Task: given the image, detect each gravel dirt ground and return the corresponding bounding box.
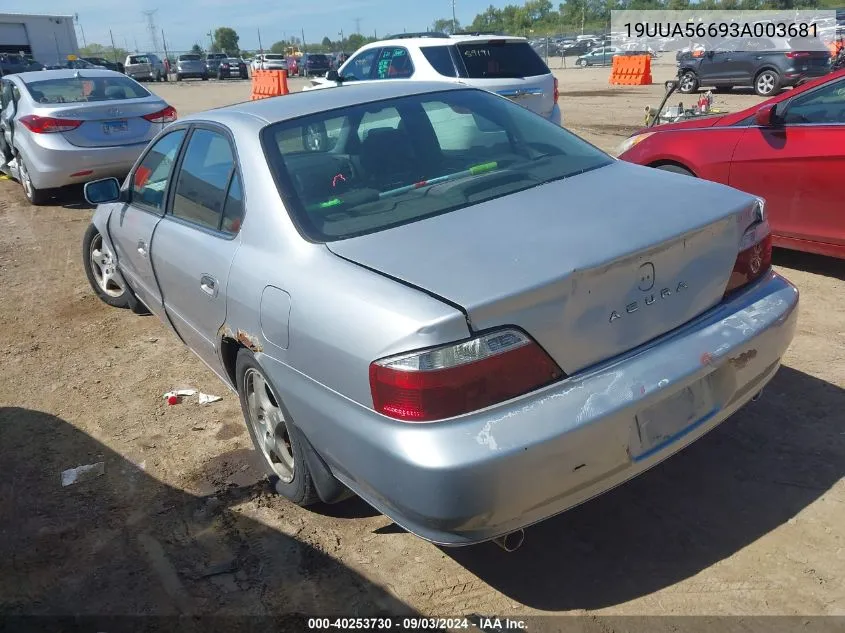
[0,60,843,625]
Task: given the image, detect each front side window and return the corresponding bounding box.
[131,129,187,212]
[375,47,413,79]
[782,79,845,124]
[262,89,611,241]
[171,128,237,231]
[342,48,379,81]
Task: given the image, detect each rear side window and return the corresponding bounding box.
[456,41,550,78]
[23,76,150,103]
[421,46,457,77]
[172,129,237,231]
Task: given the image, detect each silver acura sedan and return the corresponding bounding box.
[0,69,175,205]
[81,81,798,549]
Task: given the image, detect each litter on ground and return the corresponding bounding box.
[61,462,105,487]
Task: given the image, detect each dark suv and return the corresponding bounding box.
[300,53,331,77]
[678,37,830,97]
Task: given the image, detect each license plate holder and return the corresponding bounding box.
[631,376,717,461]
[103,120,128,135]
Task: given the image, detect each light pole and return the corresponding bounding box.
[339,29,344,53]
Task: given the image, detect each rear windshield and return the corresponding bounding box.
[456,41,550,78]
[179,54,201,61]
[261,89,611,242]
[265,54,284,60]
[23,76,150,104]
[307,54,329,63]
[128,56,149,64]
[208,54,226,59]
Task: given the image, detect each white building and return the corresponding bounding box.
[0,13,78,65]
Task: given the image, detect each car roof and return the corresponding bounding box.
[181,81,474,125]
[360,34,526,49]
[14,68,128,82]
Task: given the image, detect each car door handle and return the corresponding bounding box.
[137,239,147,256]
[200,275,218,297]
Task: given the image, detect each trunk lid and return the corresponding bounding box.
[326,161,758,374]
[44,101,161,147]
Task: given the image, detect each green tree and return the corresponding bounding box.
[190,43,203,55]
[213,27,240,55]
[321,36,333,47]
[345,33,367,52]
[432,18,462,33]
[269,40,289,54]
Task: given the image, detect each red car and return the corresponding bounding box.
[618,69,845,260]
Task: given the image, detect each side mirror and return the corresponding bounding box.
[754,103,779,127]
[84,177,121,205]
[326,69,340,82]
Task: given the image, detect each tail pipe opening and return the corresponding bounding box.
[492,529,525,552]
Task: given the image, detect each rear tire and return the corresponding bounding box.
[754,70,780,97]
[678,71,699,94]
[17,154,51,205]
[655,164,695,177]
[236,349,322,506]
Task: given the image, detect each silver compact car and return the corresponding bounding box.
[81,82,798,548]
[0,69,176,205]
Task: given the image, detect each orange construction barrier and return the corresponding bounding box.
[609,55,652,86]
[250,70,290,100]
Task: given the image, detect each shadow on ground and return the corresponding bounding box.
[774,247,845,281]
[448,365,844,610]
[0,407,413,621]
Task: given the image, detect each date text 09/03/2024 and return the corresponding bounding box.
[307,617,528,630]
[624,21,818,39]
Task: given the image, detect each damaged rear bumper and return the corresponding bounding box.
[271,270,799,546]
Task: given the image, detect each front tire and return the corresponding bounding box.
[678,71,699,94]
[576,59,587,67]
[235,349,321,506]
[754,70,780,97]
[17,154,51,205]
[82,224,129,308]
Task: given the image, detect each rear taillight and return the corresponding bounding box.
[553,76,559,102]
[143,106,177,123]
[724,216,773,296]
[785,51,811,59]
[18,114,82,134]
[369,329,563,422]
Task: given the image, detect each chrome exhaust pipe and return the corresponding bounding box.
[492,529,524,552]
[751,388,764,402]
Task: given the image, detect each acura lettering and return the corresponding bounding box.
[609,282,689,323]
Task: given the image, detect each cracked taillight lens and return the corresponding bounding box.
[725,214,772,297]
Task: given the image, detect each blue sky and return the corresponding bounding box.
[7,0,492,52]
